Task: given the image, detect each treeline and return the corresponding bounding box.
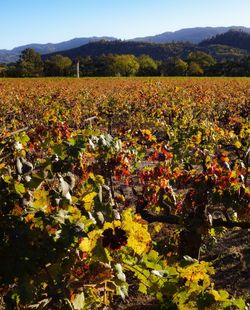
[0,49,73,77]
[0,48,250,77]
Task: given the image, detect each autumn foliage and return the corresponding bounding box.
[0,77,249,309]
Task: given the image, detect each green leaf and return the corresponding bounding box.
[231,298,245,310]
[14,182,26,194]
[27,174,43,189]
[92,240,111,263]
[72,292,85,310]
[138,283,147,294]
[16,133,30,144]
[52,144,66,158]
[218,289,229,301]
[147,250,160,262]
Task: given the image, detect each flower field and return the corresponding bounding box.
[0,77,249,309]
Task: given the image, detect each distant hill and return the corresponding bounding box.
[10,37,116,54]
[200,30,250,52]
[43,40,195,61]
[0,50,19,64]
[43,40,248,62]
[131,26,250,44]
[0,37,116,63]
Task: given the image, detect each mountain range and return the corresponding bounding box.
[131,26,250,44]
[1,26,250,63]
[42,38,249,63]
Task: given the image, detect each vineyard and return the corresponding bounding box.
[0,77,249,309]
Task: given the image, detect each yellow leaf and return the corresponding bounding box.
[179,261,214,287]
[210,289,221,301]
[234,141,241,149]
[89,173,104,185]
[32,189,49,211]
[79,229,102,253]
[0,163,6,169]
[103,220,121,230]
[79,238,91,253]
[153,223,163,233]
[82,192,97,211]
[122,208,151,255]
[25,213,35,222]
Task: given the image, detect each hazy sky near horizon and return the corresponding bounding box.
[1,0,250,49]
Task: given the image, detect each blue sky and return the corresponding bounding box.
[1,0,250,49]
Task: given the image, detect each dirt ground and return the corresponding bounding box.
[203,229,250,302]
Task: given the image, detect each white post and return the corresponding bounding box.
[76,61,80,78]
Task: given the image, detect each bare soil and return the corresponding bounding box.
[202,229,250,302]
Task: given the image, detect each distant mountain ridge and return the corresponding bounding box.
[132,26,250,44]
[10,37,116,54]
[1,26,250,63]
[0,37,116,63]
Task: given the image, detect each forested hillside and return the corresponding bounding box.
[200,30,250,52]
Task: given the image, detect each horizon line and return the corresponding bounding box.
[1,25,249,50]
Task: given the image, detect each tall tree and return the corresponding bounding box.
[17,48,44,77]
[188,62,204,76]
[93,54,115,76]
[137,55,158,76]
[0,65,7,77]
[187,51,215,69]
[78,56,95,76]
[111,55,139,76]
[44,55,72,76]
[174,58,188,76]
